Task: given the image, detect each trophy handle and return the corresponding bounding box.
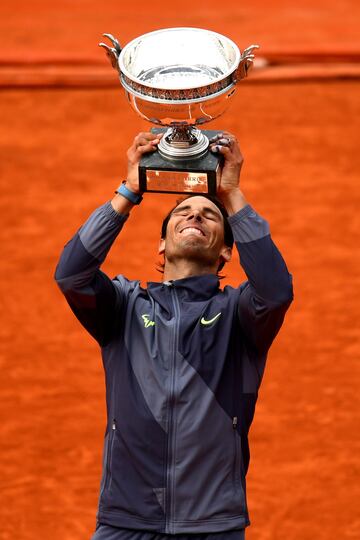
[99,33,122,71]
[232,44,260,83]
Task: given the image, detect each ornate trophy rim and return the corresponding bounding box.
[118,27,241,101]
[120,74,235,105]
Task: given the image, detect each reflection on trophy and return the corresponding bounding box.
[99,28,259,194]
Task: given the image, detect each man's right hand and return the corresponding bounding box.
[126,132,162,193]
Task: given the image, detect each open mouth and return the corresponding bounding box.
[180,226,205,237]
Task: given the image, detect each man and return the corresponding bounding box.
[55,131,293,540]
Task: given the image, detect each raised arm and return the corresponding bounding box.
[54,132,161,345]
[212,133,293,352]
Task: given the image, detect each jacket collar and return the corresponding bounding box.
[148,273,220,302]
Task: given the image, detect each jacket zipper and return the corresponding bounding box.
[165,284,180,534]
[233,415,246,513]
[104,418,116,491]
[232,416,240,487]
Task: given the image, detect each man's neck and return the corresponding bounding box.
[163,260,218,282]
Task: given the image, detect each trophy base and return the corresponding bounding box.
[139,129,224,195]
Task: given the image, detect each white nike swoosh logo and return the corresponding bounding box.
[200,312,221,325]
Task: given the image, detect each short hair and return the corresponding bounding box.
[159,194,234,273]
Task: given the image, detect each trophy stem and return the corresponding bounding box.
[158,125,209,161]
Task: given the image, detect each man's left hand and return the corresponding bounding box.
[209,132,244,195]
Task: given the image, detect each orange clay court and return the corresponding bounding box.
[0,1,359,539]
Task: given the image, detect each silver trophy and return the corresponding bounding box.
[99,27,259,194]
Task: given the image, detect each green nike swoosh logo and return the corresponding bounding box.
[200,312,221,326]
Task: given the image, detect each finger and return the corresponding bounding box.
[215,136,242,158]
[210,137,234,152]
[135,140,160,156]
[209,133,224,143]
[130,135,155,152]
[209,131,236,142]
[133,135,163,153]
[127,139,159,162]
[212,143,243,163]
[217,137,232,147]
[131,135,160,152]
[209,144,232,157]
[136,137,154,149]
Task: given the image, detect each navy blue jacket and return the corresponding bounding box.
[55,201,293,534]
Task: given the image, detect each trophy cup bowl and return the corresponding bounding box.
[99,28,259,194]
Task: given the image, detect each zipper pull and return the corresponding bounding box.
[232,416,238,429]
[112,419,116,430]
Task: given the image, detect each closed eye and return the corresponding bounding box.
[203,213,218,221]
[171,206,222,221]
[175,212,217,221]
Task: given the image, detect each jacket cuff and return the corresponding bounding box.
[227,204,253,226]
[101,201,129,225]
[227,205,270,243]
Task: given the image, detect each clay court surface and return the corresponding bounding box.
[1,2,359,539]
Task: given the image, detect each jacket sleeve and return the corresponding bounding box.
[228,204,293,353]
[54,201,129,346]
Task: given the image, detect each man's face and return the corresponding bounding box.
[159,196,232,269]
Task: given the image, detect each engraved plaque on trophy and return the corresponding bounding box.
[99,28,259,194]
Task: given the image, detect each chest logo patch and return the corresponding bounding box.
[142,314,155,328]
[200,312,221,326]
